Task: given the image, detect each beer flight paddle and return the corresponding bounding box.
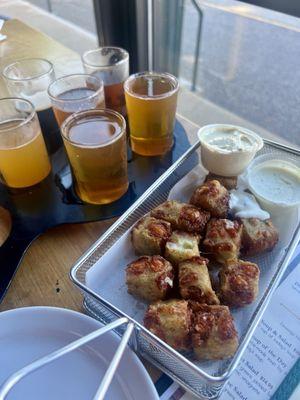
[0,119,197,302]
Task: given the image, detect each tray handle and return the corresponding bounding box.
[0,317,134,400]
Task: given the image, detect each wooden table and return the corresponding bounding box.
[0,19,91,312]
[0,20,199,315]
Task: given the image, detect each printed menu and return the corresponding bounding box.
[222,247,300,400]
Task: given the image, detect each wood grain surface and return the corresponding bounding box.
[0,20,200,385]
[0,20,199,316]
[0,19,84,96]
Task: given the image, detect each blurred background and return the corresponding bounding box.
[1,0,300,147]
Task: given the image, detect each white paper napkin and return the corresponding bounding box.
[0,19,7,42]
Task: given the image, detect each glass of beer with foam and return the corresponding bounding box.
[82,47,129,116]
[48,74,105,126]
[2,58,59,153]
[0,98,51,188]
[124,72,179,156]
[61,109,128,204]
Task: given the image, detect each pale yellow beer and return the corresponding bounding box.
[61,109,128,204]
[124,72,179,156]
[0,98,51,188]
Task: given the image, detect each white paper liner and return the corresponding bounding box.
[86,163,295,375]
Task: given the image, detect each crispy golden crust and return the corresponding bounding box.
[241,218,279,256]
[190,180,229,218]
[190,303,238,360]
[151,200,210,233]
[126,256,174,301]
[132,216,172,255]
[165,231,200,265]
[219,259,260,307]
[203,218,242,265]
[179,257,220,304]
[205,173,237,190]
[144,299,192,351]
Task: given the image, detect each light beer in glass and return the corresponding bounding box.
[124,72,179,156]
[61,109,128,204]
[0,98,51,188]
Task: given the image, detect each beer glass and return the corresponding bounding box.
[124,71,179,156]
[2,58,59,153]
[48,74,105,126]
[0,98,51,188]
[61,109,128,204]
[82,47,129,116]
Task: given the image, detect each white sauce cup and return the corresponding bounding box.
[247,153,300,247]
[198,124,264,177]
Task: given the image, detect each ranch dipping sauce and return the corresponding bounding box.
[206,128,254,153]
[198,124,263,177]
[247,154,300,247]
[229,190,270,220]
[249,159,300,207]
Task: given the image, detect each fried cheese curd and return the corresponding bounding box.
[144,299,191,351]
[165,231,200,265]
[219,259,260,307]
[190,302,238,360]
[126,255,174,301]
[241,218,279,256]
[132,216,172,255]
[203,218,242,264]
[205,173,237,191]
[190,180,229,218]
[178,257,219,304]
[151,200,210,234]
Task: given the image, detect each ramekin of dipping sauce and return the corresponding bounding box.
[247,153,300,246]
[248,153,300,211]
[198,124,264,176]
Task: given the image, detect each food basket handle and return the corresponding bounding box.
[0,317,134,400]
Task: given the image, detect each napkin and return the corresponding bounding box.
[0,19,7,42]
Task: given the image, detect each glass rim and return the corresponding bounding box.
[2,58,54,82]
[0,97,36,133]
[47,73,104,104]
[61,108,126,148]
[82,46,129,70]
[124,71,179,99]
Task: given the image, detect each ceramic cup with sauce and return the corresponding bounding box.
[247,153,300,246]
[198,124,264,177]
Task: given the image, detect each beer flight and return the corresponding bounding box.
[0,47,179,205]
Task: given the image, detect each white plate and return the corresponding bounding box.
[0,307,159,400]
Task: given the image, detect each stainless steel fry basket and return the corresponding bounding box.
[71,138,300,399]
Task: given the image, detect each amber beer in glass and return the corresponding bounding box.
[0,98,51,188]
[82,47,129,116]
[48,74,105,126]
[61,109,128,204]
[124,72,179,156]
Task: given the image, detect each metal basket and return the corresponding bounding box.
[71,138,300,399]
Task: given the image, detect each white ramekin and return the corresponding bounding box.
[198,124,264,177]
